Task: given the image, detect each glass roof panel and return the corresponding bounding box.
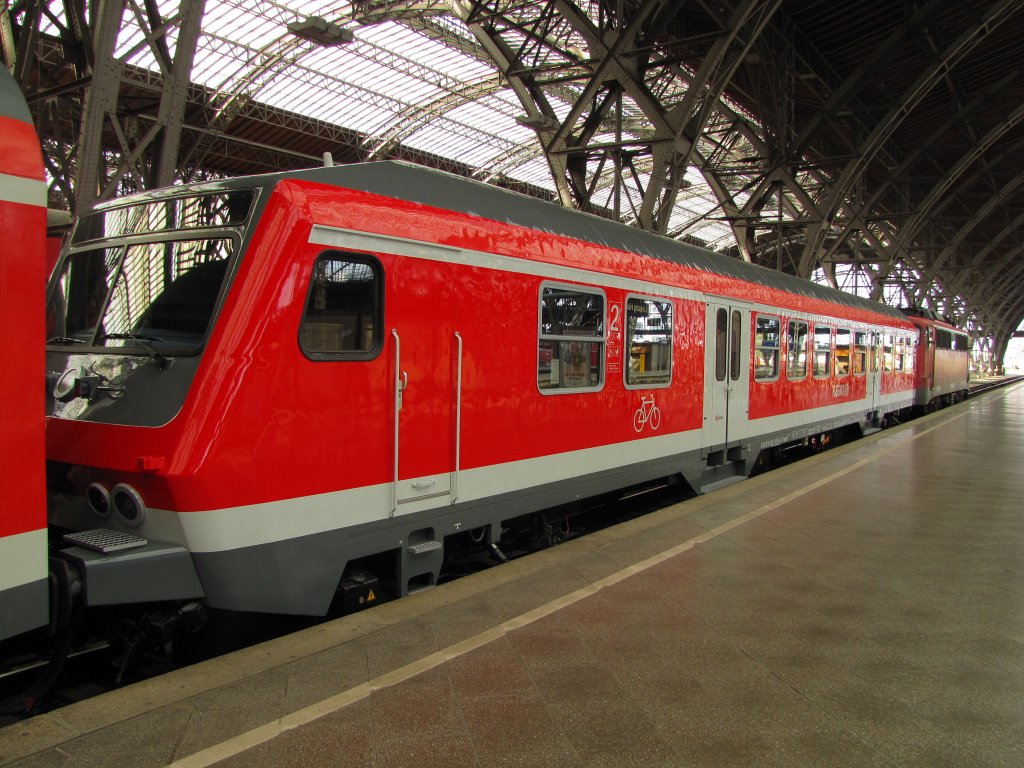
[92,0,926,272]
[505,156,558,190]
[404,122,507,166]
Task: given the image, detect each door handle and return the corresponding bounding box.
[397,370,408,409]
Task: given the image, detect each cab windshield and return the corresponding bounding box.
[46,189,254,354]
[47,238,234,353]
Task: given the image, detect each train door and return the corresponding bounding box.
[389,257,456,513]
[703,302,750,452]
[866,331,882,412]
[919,326,934,398]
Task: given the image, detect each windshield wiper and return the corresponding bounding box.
[99,332,164,343]
[97,331,172,370]
[47,336,88,345]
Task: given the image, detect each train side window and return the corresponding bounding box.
[904,336,916,373]
[853,331,867,374]
[730,309,742,381]
[935,329,952,349]
[715,308,728,382]
[835,328,851,376]
[299,254,382,359]
[538,283,605,392]
[813,325,832,379]
[895,337,906,371]
[625,296,672,389]
[754,315,780,381]
[883,334,894,371]
[786,320,809,379]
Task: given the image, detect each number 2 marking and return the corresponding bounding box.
[609,303,621,336]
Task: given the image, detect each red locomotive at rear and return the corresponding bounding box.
[902,308,970,411]
[44,162,923,621]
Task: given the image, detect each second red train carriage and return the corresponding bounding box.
[0,66,47,642]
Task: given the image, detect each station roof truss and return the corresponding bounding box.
[4,0,1024,356]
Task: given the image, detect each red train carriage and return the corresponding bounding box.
[901,308,970,410]
[0,68,47,641]
[44,161,918,618]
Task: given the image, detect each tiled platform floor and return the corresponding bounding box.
[2,382,1022,767]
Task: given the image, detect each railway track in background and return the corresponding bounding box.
[968,375,1023,397]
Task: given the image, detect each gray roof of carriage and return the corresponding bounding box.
[263,160,907,322]
[0,67,32,123]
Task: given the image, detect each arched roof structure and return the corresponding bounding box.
[4,0,1023,360]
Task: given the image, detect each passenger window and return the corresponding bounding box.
[754,315,780,381]
[895,338,905,371]
[730,310,742,382]
[625,296,672,388]
[883,334,894,371]
[538,284,605,392]
[813,325,832,379]
[905,337,916,373]
[715,308,728,382]
[835,328,851,377]
[787,320,809,379]
[300,254,381,359]
[853,331,867,375]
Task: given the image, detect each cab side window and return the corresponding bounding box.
[300,254,382,359]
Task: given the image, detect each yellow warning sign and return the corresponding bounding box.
[367,589,376,602]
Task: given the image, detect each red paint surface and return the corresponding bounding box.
[0,109,46,537]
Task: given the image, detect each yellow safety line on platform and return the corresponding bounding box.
[168,405,974,768]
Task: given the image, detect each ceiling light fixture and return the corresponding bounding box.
[287,16,355,46]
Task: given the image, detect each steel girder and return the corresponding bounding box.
[450,0,784,244]
[779,0,1024,350]
[814,69,1023,305]
[796,0,1022,276]
[73,0,205,214]
[2,0,206,214]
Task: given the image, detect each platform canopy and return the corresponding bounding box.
[4,0,1023,361]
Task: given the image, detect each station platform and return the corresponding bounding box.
[2,382,1023,768]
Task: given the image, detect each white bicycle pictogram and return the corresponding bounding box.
[633,395,662,432]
